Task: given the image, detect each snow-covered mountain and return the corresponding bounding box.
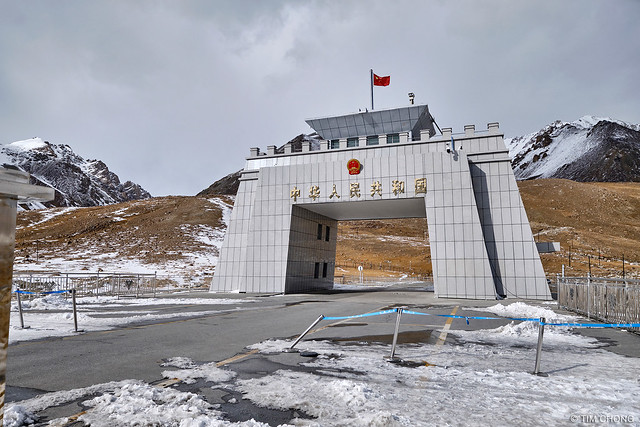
[506,116,640,181]
[1,138,151,208]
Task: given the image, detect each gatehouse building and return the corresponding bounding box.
[211,105,551,300]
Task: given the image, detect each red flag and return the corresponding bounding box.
[373,73,390,86]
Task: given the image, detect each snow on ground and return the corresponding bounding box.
[457,302,593,347]
[162,358,236,385]
[6,302,639,426]
[8,294,255,345]
[241,305,640,425]
[6,380,269,427]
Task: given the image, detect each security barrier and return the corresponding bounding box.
[288,307,640,375]
[13,289,82,333]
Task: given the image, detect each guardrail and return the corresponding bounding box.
[557,276,639,332]
[12,272,162,298]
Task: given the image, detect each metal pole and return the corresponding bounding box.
[587,273,591,320]
[387,307,404,361]
[286,314,325,352]
[370,69,374,110]
[16,290,25,329]
[532,317,547,376]
[72,289,79,332]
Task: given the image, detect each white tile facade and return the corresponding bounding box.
[211,121,551,300]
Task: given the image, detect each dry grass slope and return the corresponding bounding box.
[14,179,640,280]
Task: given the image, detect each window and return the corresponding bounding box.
[330,139,340,149]
[366,135,379,146]
[322,262,328,278]
[325,225,330,242]
[387,133,400,143]
[314,262,320,279]
[317,223,323,240]
[347,137,358,147]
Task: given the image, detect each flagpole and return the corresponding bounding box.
[370,69,374,110]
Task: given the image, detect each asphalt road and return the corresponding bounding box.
[5,283,639,424]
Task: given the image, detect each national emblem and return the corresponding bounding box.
[347,159,362,175]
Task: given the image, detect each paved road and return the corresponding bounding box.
[6,284,639,424]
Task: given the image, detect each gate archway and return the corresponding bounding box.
[211,105,550,300]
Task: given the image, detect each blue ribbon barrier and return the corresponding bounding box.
[543,321,640,328]
[323,309,398,321]
[14,289,72,295]
[402,309,540,324]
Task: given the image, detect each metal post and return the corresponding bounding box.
[532,317,547,376]
[285,314,325,352]
[386,307,404,362]
[370,69,374,110]
[16,290,26,329]
[587,273,591,320]
[72,289,79,332]
[153,272,157,298]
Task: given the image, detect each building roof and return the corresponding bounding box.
[305,104,436,141]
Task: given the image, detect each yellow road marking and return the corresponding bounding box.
[436,306,459,346]
[216,348,259,367]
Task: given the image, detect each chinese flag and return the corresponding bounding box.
[373,73,390,86]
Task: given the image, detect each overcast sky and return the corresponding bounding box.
[1,0,638,196]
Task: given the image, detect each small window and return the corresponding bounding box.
[366,135,379,146]
[317,223,323,240]
[347,137,358,147]
[325,225,330,242]
[314,262,320,279]
[322,262,328,278]
[387,133,400,143]
[330,139,340,149]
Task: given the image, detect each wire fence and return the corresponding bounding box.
[335,260,429,274]
[557,276,640,332]
[333,274,432,285]
[11,272,192,299]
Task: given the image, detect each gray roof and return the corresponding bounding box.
[305,104,436,141]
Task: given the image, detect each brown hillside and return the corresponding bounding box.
[13,179,640,280]
[14,196,233,283]
[336,179,640,279]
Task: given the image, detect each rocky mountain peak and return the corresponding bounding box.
[506,117,640,182]
[1,137,151,209]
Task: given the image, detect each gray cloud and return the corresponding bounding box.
[1,0,638,195]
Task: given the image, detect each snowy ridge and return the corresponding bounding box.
[1,137,151,209]
[506,116,640,182]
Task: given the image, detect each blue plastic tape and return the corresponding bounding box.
[14,289,71,295]
[403,309,539,323]
[323,309,398,321]
[543,322,640,328]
